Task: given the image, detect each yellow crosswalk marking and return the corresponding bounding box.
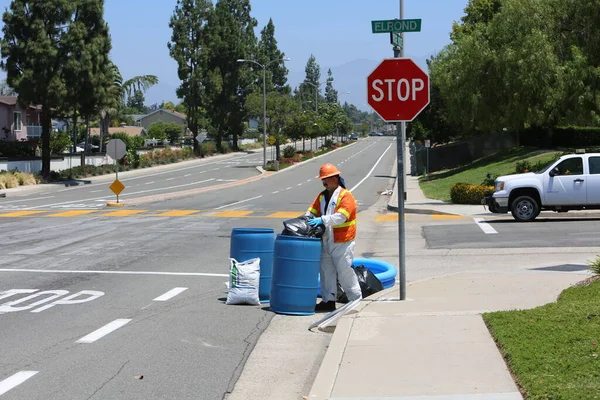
[432,215,464,220]
[375,214,400,222]
[100,210,147,217]
[46,210,99,217]
[152,210,202,217]
[0,210,47,217]
[266,212,301,219]
[211,210,253,217]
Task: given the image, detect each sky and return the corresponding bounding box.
[0,0,470,111]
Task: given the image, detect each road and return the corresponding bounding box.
[0,137,396,400]
[2,136,600,399]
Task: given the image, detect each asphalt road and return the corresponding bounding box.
[0,137,397,399]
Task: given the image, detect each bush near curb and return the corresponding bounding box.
[450,182,493,204]
[0,170,38,189]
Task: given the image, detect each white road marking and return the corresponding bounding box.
[184,174,191,177]
[166,177,175,180]
[473,218,498,234]
[215,195,262,210]
[349,142,394,192]
[153,287,188,301]
[23,179,216,209]
[0,196,54,204]
[306,179,312,183]
[285,187,292,190]
[0,371,38,396]
[272,191,279,194]
[90,190,102,193]
[76,319,131,344]
[0,269,228,277]
[145,181,155,185]
[297,183,302,186]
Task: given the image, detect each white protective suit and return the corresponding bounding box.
[308,186,362,302]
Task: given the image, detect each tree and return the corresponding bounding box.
[203,0,258,152]
[61,0,113,156]
[126,89,146,113]
[298,54,321,108]
[258,18,289,94]
[0,0,111,178]
[245,91,297,160]
[324,69,338,103]
[168,0,212,154]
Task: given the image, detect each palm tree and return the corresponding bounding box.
[99,62,158,148]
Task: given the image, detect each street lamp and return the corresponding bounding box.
[302,81,326,113]
[237,57,290,168]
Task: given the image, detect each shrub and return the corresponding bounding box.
[450,183,494,204]
[589,255,600,275]
[283,145,296,158]
[515,160,531,173]
[14,171,37,185]
[324,139,335,148]
[482,172,498,186]
[0,172,19,188]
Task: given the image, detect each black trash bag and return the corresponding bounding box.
[281,215,325,239]
[337,264,384,303]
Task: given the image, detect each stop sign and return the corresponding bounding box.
[367,58,430,122]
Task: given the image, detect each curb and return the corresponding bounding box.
[106,202,125,207]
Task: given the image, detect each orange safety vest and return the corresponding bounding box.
[307,188,357,242]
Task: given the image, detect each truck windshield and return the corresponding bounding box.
[536,160,556,173]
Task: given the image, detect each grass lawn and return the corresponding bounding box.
[483,277,600,399]
[419,147,561,202]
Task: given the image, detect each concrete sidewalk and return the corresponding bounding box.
[307,155,592,400]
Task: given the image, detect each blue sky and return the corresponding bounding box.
[0,0,469,111]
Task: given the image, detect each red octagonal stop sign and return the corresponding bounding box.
[367,58,430,122]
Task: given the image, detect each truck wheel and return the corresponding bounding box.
[511,196,540,222]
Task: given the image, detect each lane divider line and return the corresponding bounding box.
[0,371,38,396]
[349,142,394,192]
[76,319,131,344]
[215,195,262,210]
[473,217,498,234]
[0,269,228,277]
[153,287,188,302]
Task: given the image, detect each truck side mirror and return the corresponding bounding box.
[549,167,560,177]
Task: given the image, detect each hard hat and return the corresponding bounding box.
[318,163,341,180]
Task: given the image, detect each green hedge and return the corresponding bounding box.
[451,183,494,205]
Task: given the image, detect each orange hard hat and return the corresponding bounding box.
[318,163,341,180]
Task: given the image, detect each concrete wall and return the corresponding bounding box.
[1,155,114,174]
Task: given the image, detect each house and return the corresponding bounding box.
[135,109,190,135]
[0,96,43,141]
[89,126,148,138]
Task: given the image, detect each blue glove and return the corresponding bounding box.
[308,217,323,227]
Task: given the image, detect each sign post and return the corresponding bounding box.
[425,139,431,175]
[367,57,430,301]
[106,139,127,204]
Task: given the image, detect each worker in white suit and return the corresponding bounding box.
[306,163,362,312]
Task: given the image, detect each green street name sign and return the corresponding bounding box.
[371,19,422,34]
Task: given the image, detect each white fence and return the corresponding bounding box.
[1,155,115,174]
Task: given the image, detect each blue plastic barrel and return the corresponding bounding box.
[270,235,321,315]
[230,228,276,302]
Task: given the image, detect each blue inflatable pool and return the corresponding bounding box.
[317,257,397,297]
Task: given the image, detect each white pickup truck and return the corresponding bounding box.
[483,152,600,221]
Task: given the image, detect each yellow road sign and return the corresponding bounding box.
[267,135,276,145]
[109,179,125,196]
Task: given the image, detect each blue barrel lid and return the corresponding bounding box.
[276,234,321,242]
[231,228,275,234]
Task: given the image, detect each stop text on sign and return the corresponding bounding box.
[371,78,425,102]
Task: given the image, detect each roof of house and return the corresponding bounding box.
[0,95,42,110]
[89,126,147,137]
[138,108,187,121]
[0,96,17,106]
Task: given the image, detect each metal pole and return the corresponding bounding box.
[262,67,267,169]
[395,0,406,300]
